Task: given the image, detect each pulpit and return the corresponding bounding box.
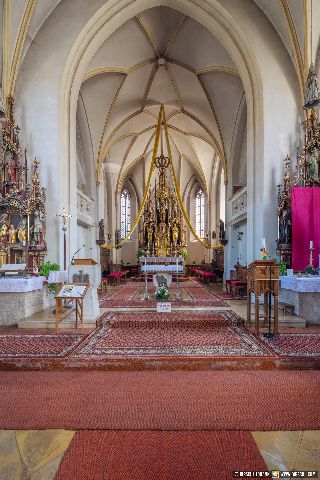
[247,260,279,334]
[69,259,100,323]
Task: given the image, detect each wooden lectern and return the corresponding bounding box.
[247,260,280,334]
[73,259,97,265]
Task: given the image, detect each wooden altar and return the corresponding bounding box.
[247,260,280,334]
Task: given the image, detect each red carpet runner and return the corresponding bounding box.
[54,430,267,480]
[1,371,319,430]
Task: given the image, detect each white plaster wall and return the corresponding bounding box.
[15,0,107,266]
[221,0,301,272]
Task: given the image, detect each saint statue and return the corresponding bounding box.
[172,224,179,246]
[307,149,319,181]
[0,223,9,243]
[181,226,186,246]
[279,207,291,244]
[8,224,17,244]
[18,219,27,245]
[98,219,105,242]
[8,156,17,183]
[31,213,42,244]
[219,219,225,241]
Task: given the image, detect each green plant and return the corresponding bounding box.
[136,248,144,260]
[180,248,188,260]
[279,261,287,276]
[156,285,170,301]
[39,260,60,294]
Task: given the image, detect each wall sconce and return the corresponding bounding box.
[237,232,243,240]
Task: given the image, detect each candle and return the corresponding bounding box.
[262,238,266,249]
[310,240,313,249]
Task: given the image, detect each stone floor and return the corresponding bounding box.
[0,429,319,479]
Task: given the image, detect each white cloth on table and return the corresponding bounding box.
[48,270,68,284]
[0,276,45,292]
[280,275,320,292]
[141,265,183,272]
[140,256,183,263]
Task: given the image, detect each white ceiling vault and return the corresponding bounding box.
[78,6,245,198]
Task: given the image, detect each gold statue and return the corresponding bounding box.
[18,219,27,245]
[0,248,7,266]
[0,223,8,242]
[172,223,179,245]
[8,224,17,244]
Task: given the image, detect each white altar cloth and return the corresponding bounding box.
[0,276,45,292]
[280,275,320,292]
[48,270,68,284]
[141,265,183,272]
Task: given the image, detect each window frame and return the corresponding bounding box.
[196,188,205,239]
[120,188,131,239]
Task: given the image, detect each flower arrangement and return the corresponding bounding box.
[156,285,170,301]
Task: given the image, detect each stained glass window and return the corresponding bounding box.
[196,189,205,238]
[120,189,131,239]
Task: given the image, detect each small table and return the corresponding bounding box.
[55,284,88,330]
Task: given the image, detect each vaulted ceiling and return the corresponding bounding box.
[77,6,245,198]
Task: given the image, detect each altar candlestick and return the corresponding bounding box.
[310,240,313,248]
[262,238,266,249]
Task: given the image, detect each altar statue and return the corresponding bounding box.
[8,224,17,244]
[307,149,319,181]
[0,223,8,243]
[172,223,179,246]
[98,219,105,242]
[17,219,27,245]
[31,213,42,244]
[279,207,291,244]
[8,156,17,183]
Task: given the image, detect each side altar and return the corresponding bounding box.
[279,275,320,325]
[0,97,48,326]
[0,97,47,269]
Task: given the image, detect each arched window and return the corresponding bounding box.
[120,189,131,238]
[196,189,205,238]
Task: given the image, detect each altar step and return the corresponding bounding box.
[18,308,107,330]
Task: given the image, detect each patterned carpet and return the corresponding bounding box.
[259,333,320,356]
[0,334,85,358]
[1,371,319,430]
[99,281,227,308]
[54,430,267,480]
[73,311,272,357]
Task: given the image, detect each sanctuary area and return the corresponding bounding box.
[0,1,319,479]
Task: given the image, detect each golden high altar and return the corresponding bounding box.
[138,148,186,257]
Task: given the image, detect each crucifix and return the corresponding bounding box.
[55,207,72,270]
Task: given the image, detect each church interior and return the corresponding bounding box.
[0,1,319,478]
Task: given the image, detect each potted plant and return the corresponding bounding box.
[39,260,61,294]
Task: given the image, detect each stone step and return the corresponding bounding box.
[18,307,107,330]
